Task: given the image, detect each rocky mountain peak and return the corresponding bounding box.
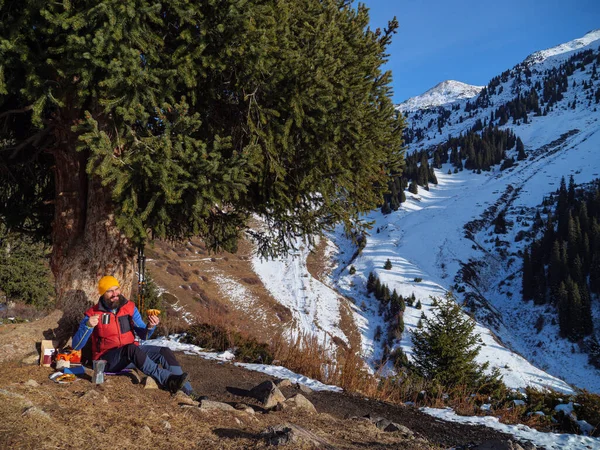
[397,80,484,113]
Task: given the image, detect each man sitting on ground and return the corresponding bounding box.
[73,275,199,398]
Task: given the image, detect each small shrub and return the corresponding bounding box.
[138,274,166,322]
[349,265,356,275]
[0,230,54,309]
[414,277,423,282]
[384,259,392,270]
[182,323,234,350]
[390,347,409,370]
[182,322,274,364]
[1,302,46,322]
[356,233,367,255]
[235,339,274,364]
[535,315,545,334]
[523,386,564,417]
[415,299,422,309]
[574,391,600,436]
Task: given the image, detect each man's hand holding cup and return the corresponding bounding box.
[87,314,99,328]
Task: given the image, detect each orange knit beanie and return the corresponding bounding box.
[98,276,120,296]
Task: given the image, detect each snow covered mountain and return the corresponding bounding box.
[249,30,600,395]
[524,29,600,65]
[397,80,484,112]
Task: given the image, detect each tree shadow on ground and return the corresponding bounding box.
[213,428,261,441]
[226,386,269,412]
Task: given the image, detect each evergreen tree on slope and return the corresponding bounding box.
[411,292,493,388]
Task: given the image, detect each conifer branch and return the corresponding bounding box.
[0,104,34,120]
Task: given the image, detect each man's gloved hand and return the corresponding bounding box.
[87,315,99,328]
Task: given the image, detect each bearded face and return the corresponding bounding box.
[102,287,121,309]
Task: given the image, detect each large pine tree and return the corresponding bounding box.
[0,0,404,326]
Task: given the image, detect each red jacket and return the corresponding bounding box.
[84,295,137,360]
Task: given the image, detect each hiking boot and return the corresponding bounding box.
[188,392,209,402]
[166,372,188,394]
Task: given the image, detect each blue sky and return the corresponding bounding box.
[360,0,600,103]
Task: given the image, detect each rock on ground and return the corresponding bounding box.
[260,423,335,448]
[250,380,286,409]
[284,393,317,414]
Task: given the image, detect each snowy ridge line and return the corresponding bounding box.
[251,29,600,396]
[400,31,599,156]
[523,29,600,66]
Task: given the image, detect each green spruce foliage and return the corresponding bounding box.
[0,0,404,258]
[0,227,54,308]
[522,177,600,341]
[516,137,527,160]
[367,272,406,342]
[384,258,392,270]
[411,292,495,388]
[138,273,163,321]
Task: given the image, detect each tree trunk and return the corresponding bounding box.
[49,141,135,337]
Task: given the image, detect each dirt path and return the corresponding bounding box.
[178,353,516,448]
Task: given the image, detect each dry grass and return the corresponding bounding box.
[0,361,435,450]
[0,302,49,323]
[266,334,589,435]
[146,237,289,343]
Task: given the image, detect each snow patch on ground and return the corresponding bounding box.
[422,407,600,450]
[251,239,347,347]
[211,273,261,315]
[169,300,195,325]
[143,335,595,444]
[142,335,341,392]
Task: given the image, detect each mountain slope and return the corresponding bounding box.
[248,30,600,394]
[359,31,600,391]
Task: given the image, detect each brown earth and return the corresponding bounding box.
[0,351,518,450]
[178,353,517,448]
[0,310,62,364]
[0,309,517,450]
[0,242,533,449]
[145,237,292,342]
[0,359,436,450]
[146,235,361,353]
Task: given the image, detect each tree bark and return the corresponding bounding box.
[49,141,135,336]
